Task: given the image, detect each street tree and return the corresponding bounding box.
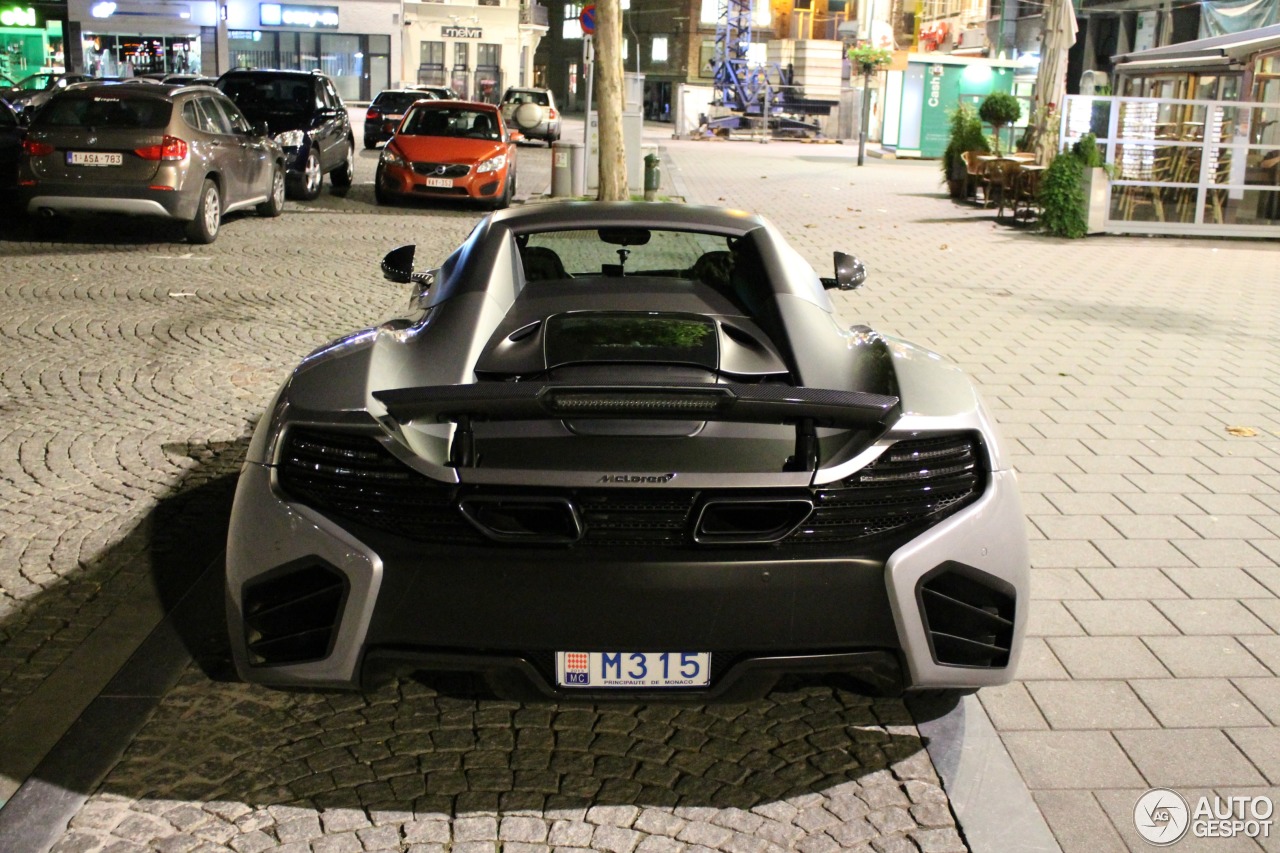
[594,0,627,200]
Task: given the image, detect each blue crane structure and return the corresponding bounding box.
[707,0,837,133]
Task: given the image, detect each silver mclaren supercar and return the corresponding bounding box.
[227,202,1029,701]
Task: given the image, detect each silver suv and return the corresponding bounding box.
[498,87,560,145]
[18,81,285,243]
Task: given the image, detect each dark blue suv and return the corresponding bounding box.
[216,69,354,200]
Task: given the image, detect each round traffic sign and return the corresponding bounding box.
[580,4,596,35]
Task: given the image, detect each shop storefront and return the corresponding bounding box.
[881,54,1021,158]
[223,1,399,102]
[1,1,68,81]
[71,0,213,77]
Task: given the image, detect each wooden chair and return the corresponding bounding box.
[982,159,1023,217]
[961,150,988,200]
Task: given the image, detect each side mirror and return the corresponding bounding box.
[381,245,434,288]
[509,130,524,143]
[822,251,867,290]
[250,120,269,137]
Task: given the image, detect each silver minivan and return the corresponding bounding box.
[18,81,285,243]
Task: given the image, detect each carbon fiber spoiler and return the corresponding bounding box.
[374,383,901,470]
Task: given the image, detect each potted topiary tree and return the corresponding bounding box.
[942,102,990,198]
[979,92,1022,156]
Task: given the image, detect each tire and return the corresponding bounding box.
[185,179,221,244]
[330,141,354,189]
[256,165,285,217]
[491,173,513,210]
[373,164,391,206]
[292,149,322,200]
[363,137,377,150]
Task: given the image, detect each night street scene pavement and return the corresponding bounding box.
[0,112,1278,853]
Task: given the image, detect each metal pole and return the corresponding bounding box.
[857,68,871,165]
[582,35,594,194]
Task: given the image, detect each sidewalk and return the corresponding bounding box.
[652,134,1280,851]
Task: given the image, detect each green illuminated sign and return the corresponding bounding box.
[0,6,39,27]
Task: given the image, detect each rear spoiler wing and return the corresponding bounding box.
[373,383,901,470]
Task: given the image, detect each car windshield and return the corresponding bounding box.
[373,91,427,113]
[401,106,500,140]
[519,228,742,282]
[36,95,172,129]
[17,73,56,91]
[218,76,315,119]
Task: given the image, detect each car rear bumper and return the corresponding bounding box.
[226,462,1028,698]
[24,187,194,219]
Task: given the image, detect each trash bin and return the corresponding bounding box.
[551,141,584,198]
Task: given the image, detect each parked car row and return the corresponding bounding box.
[4,72,554,242]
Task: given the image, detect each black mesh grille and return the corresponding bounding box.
[243,563,347,666]
[277,429,984,549]
[797,433,985,544]
[918,565,1016,668]
[411,162,470,177]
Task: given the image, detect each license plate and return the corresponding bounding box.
[556,651,711,688]
[425,177,453,188]
[68,151,122,167]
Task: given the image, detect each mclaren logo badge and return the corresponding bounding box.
[598,473,677,484]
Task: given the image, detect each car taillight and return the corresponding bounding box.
[134,135,188,161]
[22,139,54,156]
[366,108,379,120]
[548,108,558,120]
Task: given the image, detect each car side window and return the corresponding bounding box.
[323,78,342,110]
[196,97,233,134]
[180,100,201,131]
[211,96,251,134]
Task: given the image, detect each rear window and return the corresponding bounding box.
[36,95,172,129]
[503,89,550,107]
[218,75,317,119]
[373,91,427,113]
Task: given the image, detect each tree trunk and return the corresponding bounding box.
[595,0,627,201]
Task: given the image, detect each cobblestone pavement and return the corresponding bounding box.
[0,124,968,852]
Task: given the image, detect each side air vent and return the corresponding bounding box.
[242,562,348,666]
[918,563,1015,668]
[694,498,814,544]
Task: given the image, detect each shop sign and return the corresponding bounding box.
[0,5,40,27]
[442,26,483,39]
[259,3,338,29]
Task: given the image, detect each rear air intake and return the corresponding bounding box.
[917,563,1016,668]
[242,563,347,666]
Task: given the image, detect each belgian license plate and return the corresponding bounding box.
[556,651,711,688]
[68,151,122,167]
[425,177,453,188]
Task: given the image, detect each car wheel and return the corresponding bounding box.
[185,179,221,244]
[331,141,355,189]
[257,165,285,217]
[363,138,377,150]
[293,149,322,200]
[491,173,514,210]
[374,164,391,206]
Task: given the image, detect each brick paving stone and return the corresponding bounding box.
[1046,636,1171,679]
[1027,680,1160,729]
[1115,730,1266,787]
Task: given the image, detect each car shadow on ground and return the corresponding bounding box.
[0,434,956,848]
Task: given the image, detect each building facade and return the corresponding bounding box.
[402,0,548,103]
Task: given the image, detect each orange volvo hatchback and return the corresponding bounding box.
[374,101,518,209]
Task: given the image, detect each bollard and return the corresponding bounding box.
[643,152,661,201]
